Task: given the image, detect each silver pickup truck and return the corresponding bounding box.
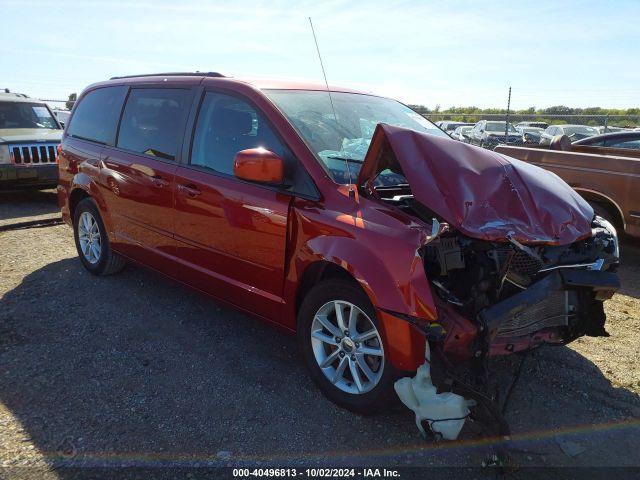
[0,91,63,189]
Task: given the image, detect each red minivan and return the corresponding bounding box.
[58,73,619,414]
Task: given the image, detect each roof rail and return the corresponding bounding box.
[0,90,29,98]
[109,72,224,80]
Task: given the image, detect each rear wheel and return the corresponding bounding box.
[73,198,126,275]
[297,280,399,414]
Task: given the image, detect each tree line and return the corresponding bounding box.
[408,105,640,127]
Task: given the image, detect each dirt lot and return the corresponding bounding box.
[1,189,639,478]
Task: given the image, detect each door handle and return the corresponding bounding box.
[177,184,201,198]
[151,175,170,188]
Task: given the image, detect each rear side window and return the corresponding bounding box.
[117,88,192,161]
[67,86,127,145]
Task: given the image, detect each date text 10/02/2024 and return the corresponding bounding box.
[232,468,401,477]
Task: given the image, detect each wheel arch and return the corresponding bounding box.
[574,188,626,231]
[68,173,112,232]
[69,187,91,220]
[289,236,433,371]
[295,260,359,316]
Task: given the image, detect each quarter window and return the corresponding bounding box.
[191,92,286,175]
[67,86,127,145]
[117,88,192,161]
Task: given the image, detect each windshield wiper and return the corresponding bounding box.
[326,156,364,163]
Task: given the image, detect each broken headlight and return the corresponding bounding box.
[592,215,619,266]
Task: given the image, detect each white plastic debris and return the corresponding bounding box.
[394,346,475,441]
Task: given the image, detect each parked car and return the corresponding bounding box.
[0,91,62,189]
[496,141,640,238]
[435,121,474,135]
[52,109,71,127]
[450,125,473,142]
[574,131,640,150]
[596,126,629,134]
[539,124,599,146]
[515,121,549,129]
[515,126,544,145]
[58,73,619,416]
[467,120,523,148]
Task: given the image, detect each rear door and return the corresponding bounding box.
[100,87,194,274]
[173,91,298,320]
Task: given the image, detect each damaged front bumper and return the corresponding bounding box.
[483,268,619,356]
[393,267,619,443]
[385,263,620,362]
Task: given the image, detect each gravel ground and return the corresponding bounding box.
[1,189,639,478]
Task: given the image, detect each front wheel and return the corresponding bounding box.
[73,197,126,275]
[297,280,399,414]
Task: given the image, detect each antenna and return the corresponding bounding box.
[308,17,354,194]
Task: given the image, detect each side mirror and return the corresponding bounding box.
[233,148,284,184]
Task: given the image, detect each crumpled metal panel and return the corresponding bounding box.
[358,124,594,246]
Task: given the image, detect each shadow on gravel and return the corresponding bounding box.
[0,188,59,223]
[1,257,639,476]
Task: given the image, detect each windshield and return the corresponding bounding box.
[563,126,599,136]
[265,90,447,184]
[0,102,59,130]
[485,122,517,133]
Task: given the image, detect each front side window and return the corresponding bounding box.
[0,102,59,130]
[264,90,447,184]
[67,86,127,145]
[117,88,192,160]
[191,92,286,175]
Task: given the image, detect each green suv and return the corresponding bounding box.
[0,91,63,189]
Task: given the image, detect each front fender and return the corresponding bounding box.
[284,204,436,371]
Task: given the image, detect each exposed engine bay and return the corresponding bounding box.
[376,184,620,353]
[378,184,620,447]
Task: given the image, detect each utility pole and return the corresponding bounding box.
[505,86,511,143]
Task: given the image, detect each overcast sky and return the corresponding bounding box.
[1,0,638,110]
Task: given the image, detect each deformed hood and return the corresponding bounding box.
[358,124,593,245]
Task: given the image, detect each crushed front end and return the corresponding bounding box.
[421,215,620,361]
[393,214,620,446]
[358,124,621,443]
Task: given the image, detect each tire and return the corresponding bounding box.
[73,197,126,276]
[297,280,400,414]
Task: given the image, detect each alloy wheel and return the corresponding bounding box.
[310,300,384,394]
[77,211,102,264]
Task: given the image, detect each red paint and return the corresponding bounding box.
[359,124,594,246]
[58,75,597,373]
[234,148,285,184]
